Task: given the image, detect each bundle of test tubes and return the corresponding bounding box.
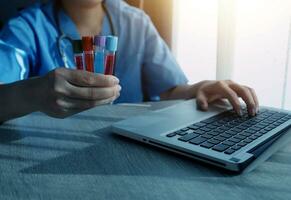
[72,35,118,75]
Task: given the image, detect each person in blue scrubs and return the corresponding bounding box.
[0,0,259,122]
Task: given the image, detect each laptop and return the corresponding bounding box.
[111,99,291,172]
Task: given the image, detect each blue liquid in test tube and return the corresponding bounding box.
[94,36,107,74]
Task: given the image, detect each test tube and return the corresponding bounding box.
[105,36,118,75]
[82,36,94,73]
[94,36,107,74]
[72,40,84,70]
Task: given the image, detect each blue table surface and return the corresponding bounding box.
[0,100,291,200]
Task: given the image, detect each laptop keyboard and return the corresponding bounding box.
[166,108,291,155]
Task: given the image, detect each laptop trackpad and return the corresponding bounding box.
[113,100,227,136]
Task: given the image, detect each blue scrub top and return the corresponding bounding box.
[0,0,188,103]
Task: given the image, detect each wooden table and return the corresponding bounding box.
[1,101,291,200]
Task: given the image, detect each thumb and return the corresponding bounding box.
[196,92,209,111]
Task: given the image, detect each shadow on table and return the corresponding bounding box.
[2,123,290,180]
[0,127,99,144]
[32,112,125,122]
[0,126,102,163]
[16,128,238,179]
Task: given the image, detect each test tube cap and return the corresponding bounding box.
[105,36,118,52]
[94,35,107,47]
[72,40,83,54]
[82,36,94,51]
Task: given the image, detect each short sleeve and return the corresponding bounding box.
[142,15,188,100]
[0,16,36,83]
[0,40,30,83]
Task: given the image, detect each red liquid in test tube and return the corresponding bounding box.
[82,36,94,73]
[74,54,84,70]
[84,53,94,72]
[105,54,115,75]
[105,36,118,75]
[72,40,84,70]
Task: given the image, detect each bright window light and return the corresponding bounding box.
[173,0,291,109]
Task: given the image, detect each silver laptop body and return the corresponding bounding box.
[112,100,291,172]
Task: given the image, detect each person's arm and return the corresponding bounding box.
[131,10,259,116]
[0,78,40,122]
[141,14,188,100]
[0,68,121,123]
[160,80,259,117]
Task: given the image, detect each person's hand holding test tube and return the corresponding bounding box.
[37,68,121,119]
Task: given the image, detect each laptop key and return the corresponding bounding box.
[220,133,232,138]
[214,136,227,142]
[249,127,261,131]
[237,125,249,130]
[166,132,176,137]
[250,135,259,140]
[225,130,238,136]
[245,129,257,134]
[201,117,219,124]
[201,134,213,139]
[178,133,199,142]
[194,122,207,127]
[219,126,230,131]
[177,131,187,136]
[234,134,247,140]
[231,145,242,151]
[216,128,225,133]
[243,138,253,143]
[212,144,229,152]
[237,142,247,147]
[184,130,195,134]
[205,125,218,129]
[224,148,236,155]
[240,131,252,137]
[208,139,221,145]
[268,124,277,129]
[208,131,220,136]
[264,127,273,131]
[274,122,282,126]
[254,124,266,129]
[193,129,205,135]
[200,127,212,132]
[231,127,244,132]
[222,140,236,146]
[200,142,215,149]
[258,129,269,134]
[189,136,207,145]
[254,132,263,137]
[181,128,189,131]
[175,130,183,135]
[228,137,241,143]
[188,125,200,130]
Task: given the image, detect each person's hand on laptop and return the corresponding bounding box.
[194,80,259,116]
[160,80,259,117]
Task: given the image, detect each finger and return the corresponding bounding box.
[63,81,121,100]
[229,84,256,116]
[196,91,209,111]
[55,94,119,110]
[247,87,260,113]
[62,69,119,87]
[217,82,242,116]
